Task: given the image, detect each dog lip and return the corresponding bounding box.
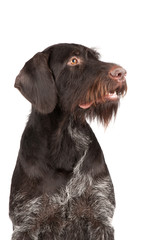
[79,92,120,109]
[79,102,93,109]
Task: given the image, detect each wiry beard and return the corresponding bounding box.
[72,75,127,126]
[85,101,119,126]
[72,99,119,127]
[84,79,108,105]
[82,75,127,106]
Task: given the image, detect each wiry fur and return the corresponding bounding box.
[10,43,127,239]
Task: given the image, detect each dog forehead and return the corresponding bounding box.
[44,43,100,62]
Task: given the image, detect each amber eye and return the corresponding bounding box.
[71,57,78,65]
[67,56,81,66]
[67,57,80,66]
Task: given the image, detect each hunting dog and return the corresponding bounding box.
[9,43,127,240]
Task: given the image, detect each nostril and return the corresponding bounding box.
[109,67,126,82]
[117,72,122,77]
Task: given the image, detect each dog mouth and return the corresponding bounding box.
[79,87,126,109]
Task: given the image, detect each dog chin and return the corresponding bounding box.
[84,101,119,126]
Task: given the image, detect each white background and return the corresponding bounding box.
[0,0,159,239]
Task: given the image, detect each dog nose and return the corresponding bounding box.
[109,67,126,82]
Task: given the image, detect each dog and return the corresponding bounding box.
[9,43,127,240]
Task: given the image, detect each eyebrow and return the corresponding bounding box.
[72,50,80,56]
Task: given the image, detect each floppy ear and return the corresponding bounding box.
[15,52,57,114]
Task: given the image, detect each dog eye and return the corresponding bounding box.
[68,57,80,66]
[71,58,78,64]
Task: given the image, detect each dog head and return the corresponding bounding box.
[15,43,127,125]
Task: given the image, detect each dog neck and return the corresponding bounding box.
[29,106,87,134]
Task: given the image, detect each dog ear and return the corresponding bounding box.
[15,52,57,114]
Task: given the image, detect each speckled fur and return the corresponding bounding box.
[11,127,115,239]
[11,174,115,240]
